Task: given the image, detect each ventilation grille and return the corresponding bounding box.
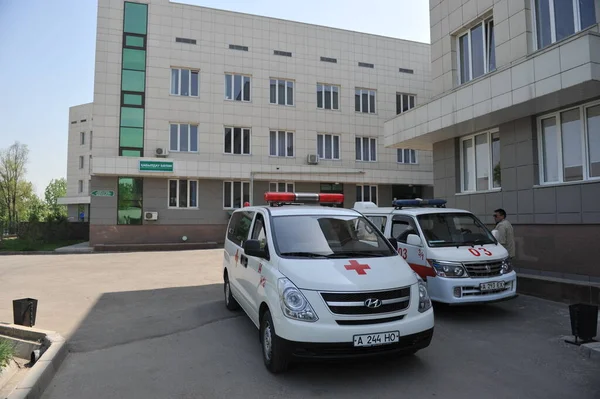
[358,62,374,69]
[176,37,196,44]
[274,50,292,57]
[229,44,249,51]
[320,56,337,63]
[399,68,414,74]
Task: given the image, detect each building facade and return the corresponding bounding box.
[385,0,600,283]
[58,103,93,222]
[84,0,435,247]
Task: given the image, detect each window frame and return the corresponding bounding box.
[537,99,600,185]
[167,179,199,209]
[223,126,252,155]
[355,88,377,114]
[356,185,378,204]
[396,93,416,115]
[269,78,294,106]
[80,132,85,145]
[459,128,502,193]
[355,136,378,162]
[223,181,250,209]
[269,130,294,157]
[317,133,341,160]
[316,83,340,110]
[224,73,252,102]
[269,182,295,192]
[78,180,84,194]
[169,123,199,153]
[397,148,419,164]
[456,17,495,85]
[170,67,200,97]
[531,0,597,51]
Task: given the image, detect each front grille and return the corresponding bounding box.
[320,287,411,315]
[464,261,503,278]
[336,315,405,326]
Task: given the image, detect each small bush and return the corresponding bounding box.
[0,338,15,369]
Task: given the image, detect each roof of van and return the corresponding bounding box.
[352,205,475,216]
[239,205,362,217]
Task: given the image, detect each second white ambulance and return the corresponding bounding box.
[223,192,435,373]
[353,199,517,305]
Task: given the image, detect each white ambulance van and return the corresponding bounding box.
[223,192,435,373]
[353,199,517,305]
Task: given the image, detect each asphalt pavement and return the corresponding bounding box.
[1,250,599,398]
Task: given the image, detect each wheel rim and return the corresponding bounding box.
[263,321,272,361]
[225,280,230,304]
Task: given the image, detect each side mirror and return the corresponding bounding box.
[387,237,398,249]
[407,234,422,247]
[243,239,268,259]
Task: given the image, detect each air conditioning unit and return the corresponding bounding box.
[144,211,158,221]
[307,154,319,165]
[155,148,168,157]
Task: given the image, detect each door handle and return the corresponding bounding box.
[240,255,248,267]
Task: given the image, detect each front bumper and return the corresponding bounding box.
[280,328,434,360]
[427,271,518,304]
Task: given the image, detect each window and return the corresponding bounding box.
[460,130,501,192]
[356,185,378,204]
[417,213,495,248]
[169,123,198,152]
[170,68,199,97]
[391,216,420,243]
[90,132,93,150]
[270,79,294,105]
[458,18,495,84]
[117,177,143,225]
[225,73,251,101]
[123,2,147,35]
[317,133,340,160]
[224,127,251,155]
[269,130,294,157]
[227,211,254,246]
[533,0,597,50]
[396,93,416,115]
[79,156,84,169]
[269,182,294,192]
[251,213,268,251]
[355,88,376,113]
[89,155,92,173]
[538,100,600,184]
[355,137,377,162]
[320,183,343,193]
[80,132,85,145]
[78,180,83,193]
[365,215,387,233]
[223,181,250,209]
[168,179,198,208]
[397,149,418,164]
[317,84,340,110]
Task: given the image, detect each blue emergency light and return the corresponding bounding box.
[392,198,447,209]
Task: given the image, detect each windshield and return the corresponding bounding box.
[271,214,397,258]
[416,212,496,247]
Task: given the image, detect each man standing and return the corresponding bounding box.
[493,208,515,259]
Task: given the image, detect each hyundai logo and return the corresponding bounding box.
[364,298,382,308]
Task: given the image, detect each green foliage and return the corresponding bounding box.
[0,338,15,369]
[44,178,67,218]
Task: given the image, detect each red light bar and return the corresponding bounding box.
[264,192,344,204]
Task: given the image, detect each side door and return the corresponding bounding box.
[225,210,255,309]
[242,211,270,320]
[363,214,388,235]
[391,215,432,278]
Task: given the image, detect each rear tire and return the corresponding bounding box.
[260,310,289,373]
[224,273,240,311]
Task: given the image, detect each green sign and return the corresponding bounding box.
[91,190,115,197]
[139,160,173,172]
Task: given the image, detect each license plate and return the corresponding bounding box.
[353,331,400,347]
[480,281,505,291]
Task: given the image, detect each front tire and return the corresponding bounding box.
[224,273,240,311]
[260,310,289,373]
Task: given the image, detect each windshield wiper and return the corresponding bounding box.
[280,252,331,258]
[327,251,388,258]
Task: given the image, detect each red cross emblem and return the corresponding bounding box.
[344,260,371,275]
[234,249,239,265]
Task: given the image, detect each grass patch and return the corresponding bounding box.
[0,338,15,369]
[0,238,85,252]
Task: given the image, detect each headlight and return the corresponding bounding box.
[428,260,468,278]
[501,257,513,274]
[417,279,432,313]
[277,278,318,322]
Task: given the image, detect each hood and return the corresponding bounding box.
[277,255,419,291]
[427,243,508,262]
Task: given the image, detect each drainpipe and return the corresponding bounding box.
[249,170,366,205]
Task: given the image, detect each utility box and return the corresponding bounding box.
[13,298,38,327]
[569,303,598,343]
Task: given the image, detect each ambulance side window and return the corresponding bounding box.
[365,215,387,233]
[251,213,268,250]
[227,211,254,246]
[391,216,419,243]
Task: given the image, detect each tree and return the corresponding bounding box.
[0,142,29,229]
[44,178,67,218]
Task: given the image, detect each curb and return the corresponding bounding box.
[579,341,600,363]
[0,325,67,399]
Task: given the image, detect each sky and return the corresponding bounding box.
[0,0,430,197]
